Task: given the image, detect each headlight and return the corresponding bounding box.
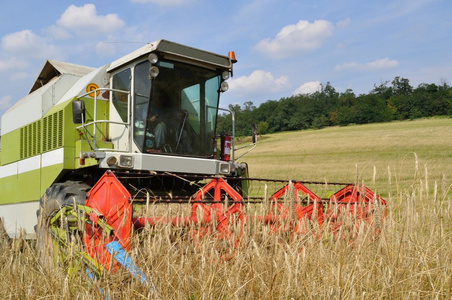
[106,156,117,166]
[149,66,160,78]
[222,70,229,80]
[219,162,231,175]
[148,53,158,64]
[119,155,133,168]
[220,81,229,92]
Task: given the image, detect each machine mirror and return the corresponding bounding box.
[72,100,85,124]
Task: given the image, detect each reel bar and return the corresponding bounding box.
[112,170,354,186]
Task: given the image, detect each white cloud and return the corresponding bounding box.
[0,59,12,72]
[57,4,125,37]
[293,81,321,95]
[335,58,399,71]
[336,18,351,29]
[10,71,32,81]
[45,25,72,40]
[367,58,399,69]
[255,20,334,58]
[229,70,290,95]
[1,30,59,59]
[0,57,28,72]
[130,0,194,5]
[96,41,117,58]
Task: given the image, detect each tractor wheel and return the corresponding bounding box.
[35,181,90,268]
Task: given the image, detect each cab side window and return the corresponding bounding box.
[112,68,131,122]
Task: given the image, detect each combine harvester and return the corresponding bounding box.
[0,40,386,278]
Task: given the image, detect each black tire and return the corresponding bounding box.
[37,181,90,221]
[35,181,90,268]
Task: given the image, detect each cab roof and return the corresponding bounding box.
[107,39,231,72]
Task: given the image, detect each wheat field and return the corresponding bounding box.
[0,118,451,299]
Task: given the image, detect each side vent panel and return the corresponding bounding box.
[20,110,64,159]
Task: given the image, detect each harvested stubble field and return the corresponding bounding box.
[1,117,451,299]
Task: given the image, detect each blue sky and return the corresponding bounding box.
[1,0,451,122]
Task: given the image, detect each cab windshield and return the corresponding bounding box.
[133,58,222,157]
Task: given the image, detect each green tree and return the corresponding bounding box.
[217,78,452,137]
[392,76,413,96]
[257,121,268,135]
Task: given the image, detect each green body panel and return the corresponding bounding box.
[0,130,21,164]
[75,139,113,168]
[0,174,17,204]
[17,169,41,201]
[0,163,63,204]
[0,95,111,205]
[40,163,65,199]
[1,96,110,166]
[75,96,110,142]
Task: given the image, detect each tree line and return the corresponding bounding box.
[217,77,452,136]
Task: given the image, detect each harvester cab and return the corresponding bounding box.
[75,40,244,178]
